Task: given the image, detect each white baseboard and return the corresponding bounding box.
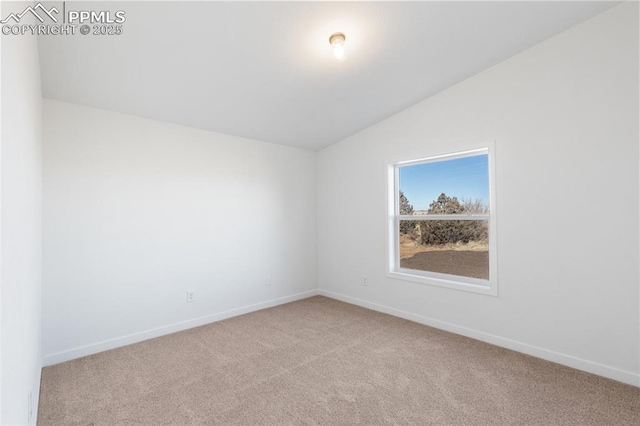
[319,289,640,387]
[42,290,318,366]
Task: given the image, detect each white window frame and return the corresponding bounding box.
[387,142,498,296]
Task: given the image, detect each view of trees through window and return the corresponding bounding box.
[398,153,490,280]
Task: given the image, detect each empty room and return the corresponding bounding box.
[1,0,639,425]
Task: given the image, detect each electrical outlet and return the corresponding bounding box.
[265,277,271,286]
[362,276,368,286]
[186,290,195,303]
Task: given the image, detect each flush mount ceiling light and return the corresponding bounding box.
[329,32,346,60]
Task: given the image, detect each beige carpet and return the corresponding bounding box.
[38,296,639,425]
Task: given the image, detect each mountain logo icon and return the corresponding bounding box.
[1,3,59,24]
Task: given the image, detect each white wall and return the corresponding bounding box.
[1,10,43,426]
[318,4,639,386]
[42,100,317,364]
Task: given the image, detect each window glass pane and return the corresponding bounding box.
[399,220,489,280]
[399,154,489,215]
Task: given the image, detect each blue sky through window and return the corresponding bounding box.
[399,154,489,211]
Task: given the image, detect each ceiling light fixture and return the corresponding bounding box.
[329,32,346,60]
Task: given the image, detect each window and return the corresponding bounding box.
[387,144,497,295]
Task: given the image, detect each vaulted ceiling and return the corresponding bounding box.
[38,1,615,151]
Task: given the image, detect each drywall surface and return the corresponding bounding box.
[42,100,317,363]
[318,4,639,385]
[1,21,43,426]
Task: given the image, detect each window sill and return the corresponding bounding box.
[387,270,498,296]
